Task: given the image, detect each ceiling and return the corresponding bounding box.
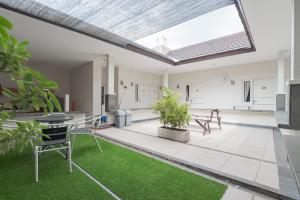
[0,0,292,74]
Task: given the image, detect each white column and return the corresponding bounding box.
[107,55,115,95]
[291,0,300,80]
[92,59,102,115]
[162,70,168,88]
[277,51,285,94]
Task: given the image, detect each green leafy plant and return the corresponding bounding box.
[0,16,62,155]
[154,88,191,130]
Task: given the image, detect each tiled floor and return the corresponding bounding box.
[131,109,159,121]
[96,120,280,194]
[125,120,276,162]
[132,109,277,127]
[190,109,277,127]
[222,186,276,200]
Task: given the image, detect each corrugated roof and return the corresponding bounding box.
[167,32,251,61]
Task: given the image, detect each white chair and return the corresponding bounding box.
[69,115,103,152]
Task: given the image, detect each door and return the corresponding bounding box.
[148,85,159,106]
[190,83,205,108]
[138,84,148,107]
[253,78,276,110]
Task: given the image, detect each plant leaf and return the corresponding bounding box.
[48,92,61,112]
[0,26,9,40]
[0,16,13,29]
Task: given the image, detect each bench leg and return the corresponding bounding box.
[217,118,222,130]
[195,120,206,135]
[203,122,208,135]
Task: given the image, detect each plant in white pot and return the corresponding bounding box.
[153,88,191,142]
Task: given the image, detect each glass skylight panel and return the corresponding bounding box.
[135,5,245,50]
[0,0,234,42]
[0,0,253,64]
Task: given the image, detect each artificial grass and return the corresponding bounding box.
[0,147,113,200]
[73,135,227,200]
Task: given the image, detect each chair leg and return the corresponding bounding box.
[34,146,39,182]
[92,134,102,152]
[68,141,72,173]
[72,134,77,151]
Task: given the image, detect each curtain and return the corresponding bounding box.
[244,81,250,102]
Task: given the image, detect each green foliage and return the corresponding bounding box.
[0,15,62,155]
[153,88,191,129]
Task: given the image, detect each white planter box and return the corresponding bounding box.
[158,127,190,143]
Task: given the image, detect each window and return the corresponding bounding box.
[186,85,190,102]
[101,86,105,105]
[135,84,139,102]
[243,81,251,102]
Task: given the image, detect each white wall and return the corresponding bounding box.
[0,63,71,97]
[117,67,162,109]
[70,61,103,115]
[71,62,93,114]
[169,60,291,111]
[92,60,102,115]
[31,64,71,97]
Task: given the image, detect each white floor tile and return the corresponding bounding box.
[255,162,279,190]
[221,155,260,181]
[193,150,232,170]
[221,186,253,200]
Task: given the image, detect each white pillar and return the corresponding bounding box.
[291,0,300,80]
[107,55,115,95]
[92,59,102,115]
[277,51,285,94]
[162,70,168,88]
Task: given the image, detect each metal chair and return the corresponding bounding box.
[69,115,103,152]
[34,124,72,182]
[3,120,72,182]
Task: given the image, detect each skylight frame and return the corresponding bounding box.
[0,0,255,66]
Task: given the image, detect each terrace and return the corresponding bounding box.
[0,0,300,200]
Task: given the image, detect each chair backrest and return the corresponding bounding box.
[42,126,68,142]
[93,117,101,129]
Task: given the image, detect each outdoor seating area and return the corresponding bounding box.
[1,0,300,200]
[3,114,108,182]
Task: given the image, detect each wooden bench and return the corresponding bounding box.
[193,117,211,135]
[191,109,222,135]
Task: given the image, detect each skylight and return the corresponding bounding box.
[135,5,244,50]
[0,0,255,65]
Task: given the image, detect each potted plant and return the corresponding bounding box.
[153,88,191,142]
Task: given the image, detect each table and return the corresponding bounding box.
[35,114,74,125]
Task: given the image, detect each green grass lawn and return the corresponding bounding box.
[0,135,227,200]
[72,135,227,200]
[0,147,113,200]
